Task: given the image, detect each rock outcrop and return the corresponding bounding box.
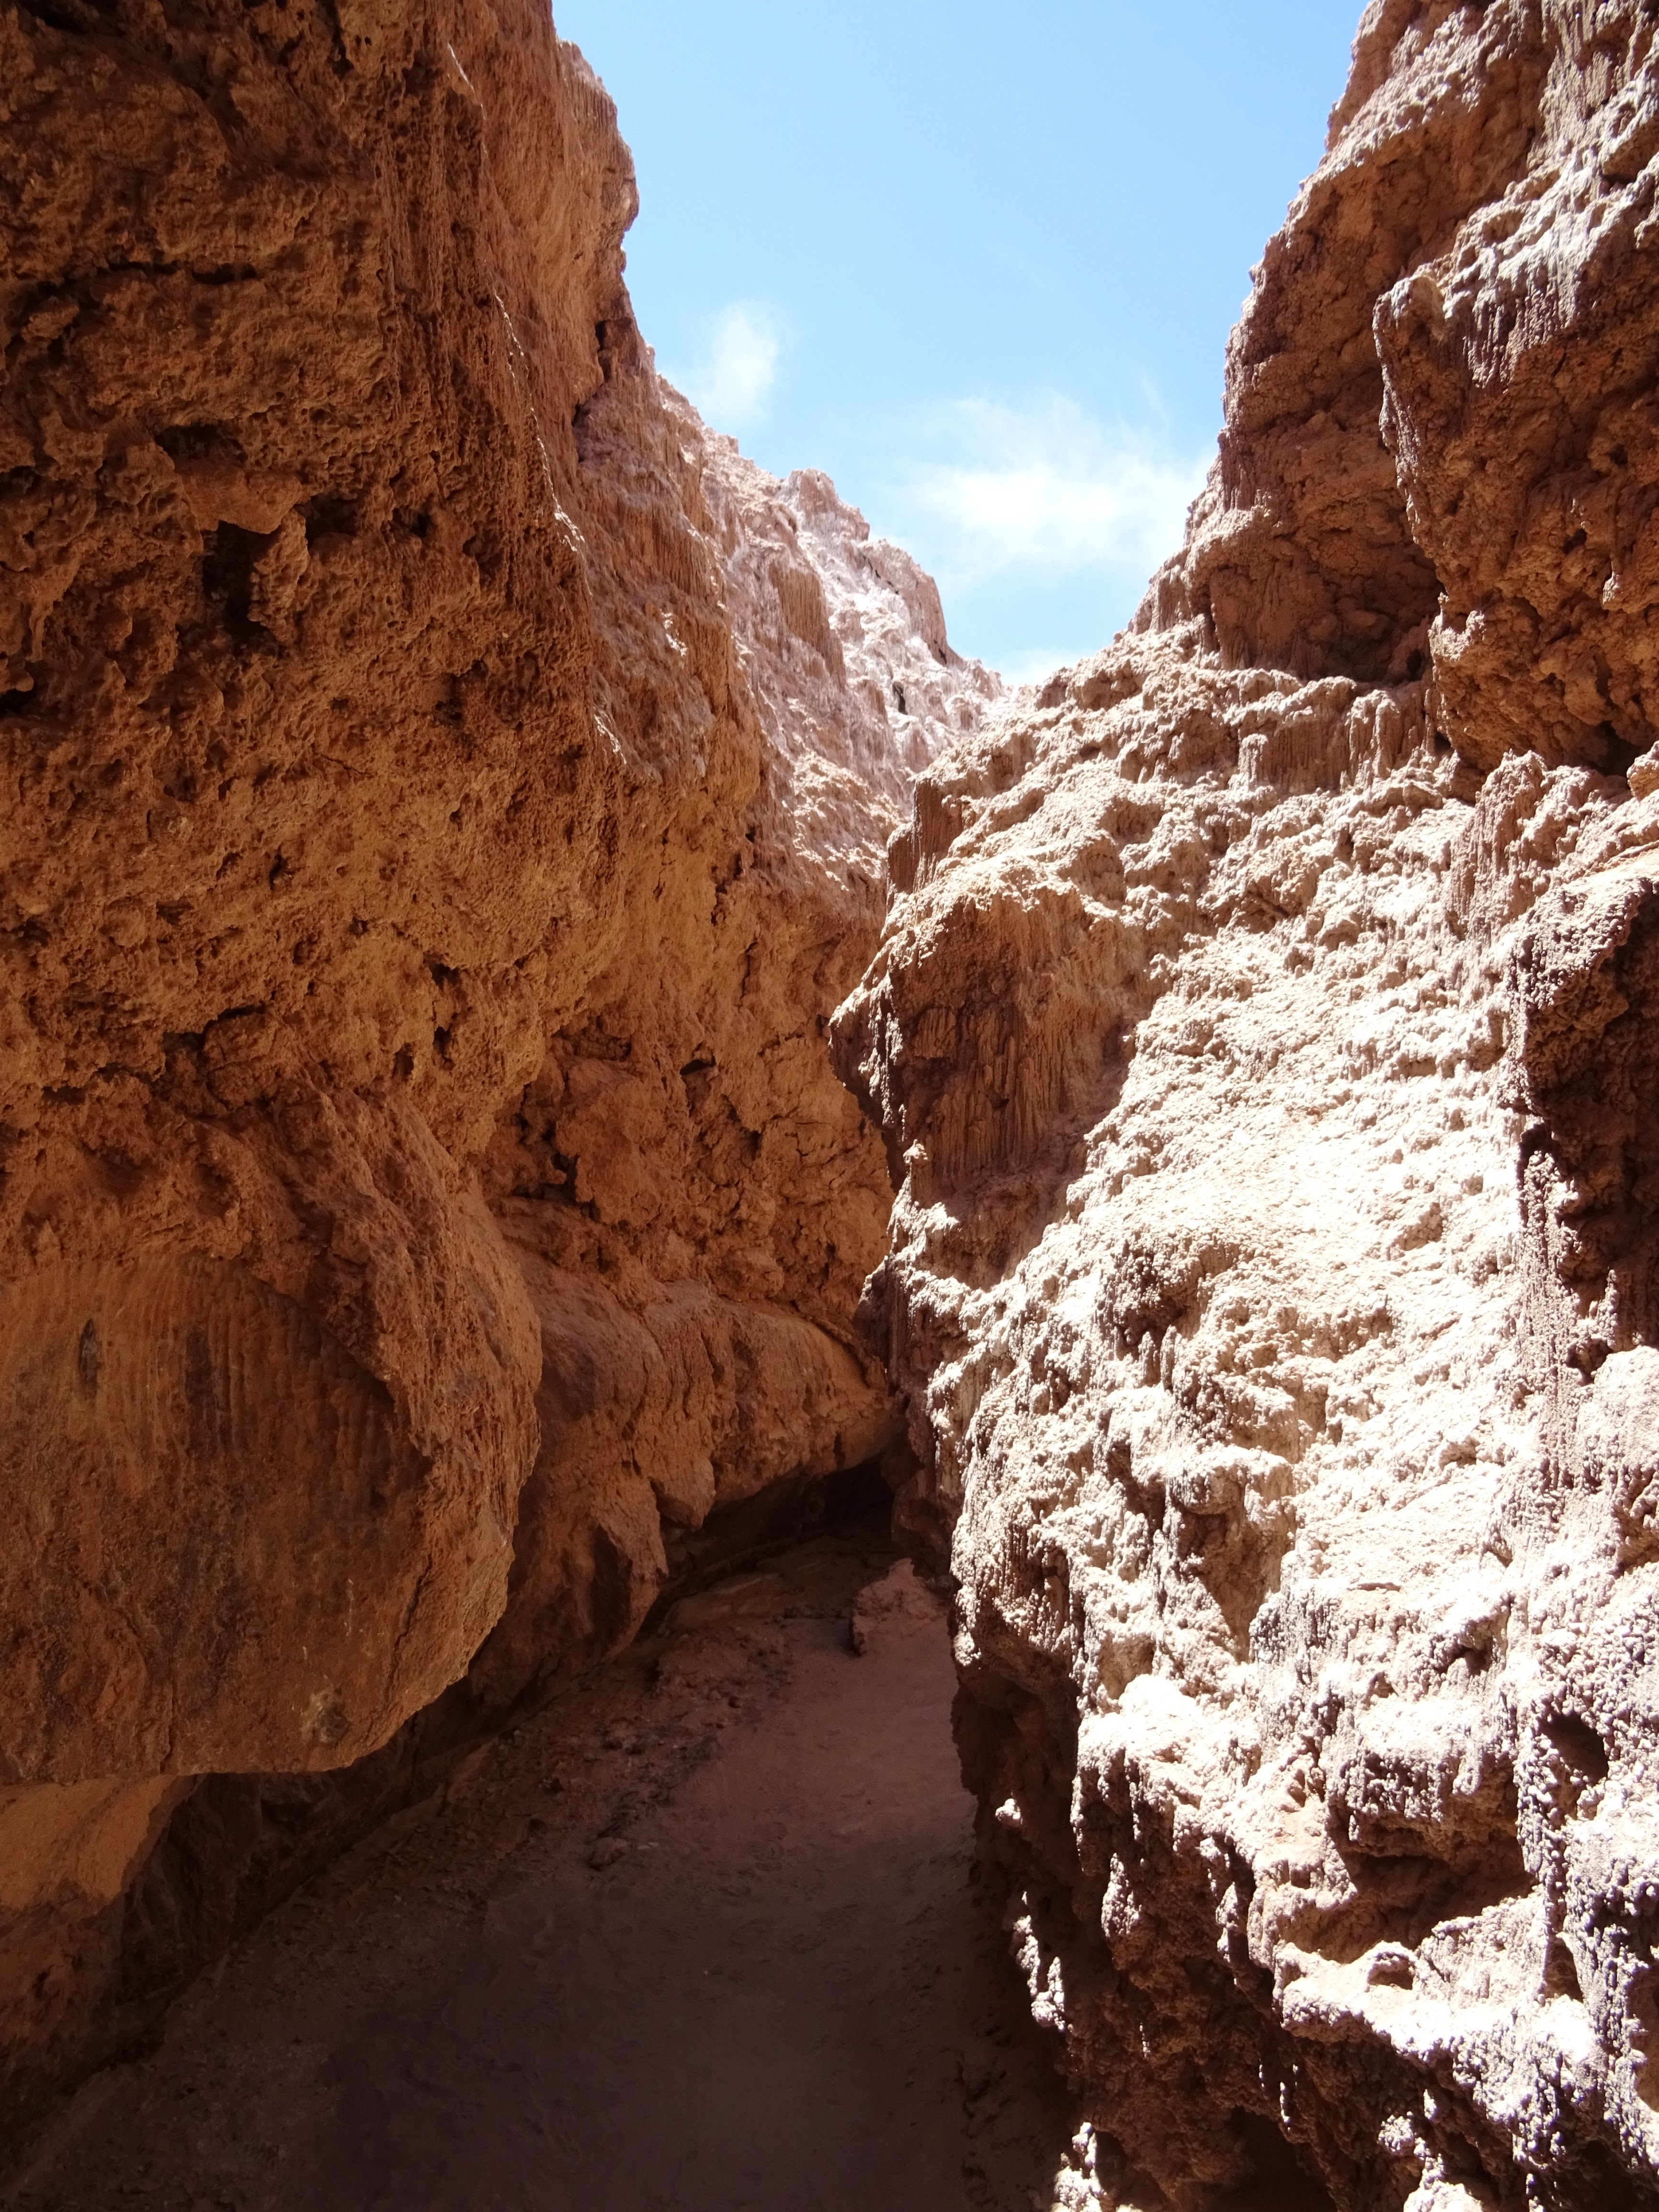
[0,0,996,2145]
[837,5,1659,2206]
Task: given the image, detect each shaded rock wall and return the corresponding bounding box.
[837,5,1659,2206]
[0,0,997,2145]
[474,358,1001,1706]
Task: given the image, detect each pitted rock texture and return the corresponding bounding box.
[701,438,1004,881]
[470,369,1000,1709]
[837,6,1659,2207]
[0,0,992,2144]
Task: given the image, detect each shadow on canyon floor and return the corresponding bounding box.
[8,1528,1077,2211]
[7,1526,1333,2212]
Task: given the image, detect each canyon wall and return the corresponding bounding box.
[0,0,997,2144]
[837,3,1659,2206]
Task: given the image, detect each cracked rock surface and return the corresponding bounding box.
[836,5,1659,2205]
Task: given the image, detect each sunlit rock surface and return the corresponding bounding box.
[0,0,996,2138]
[837,5,1659,2203]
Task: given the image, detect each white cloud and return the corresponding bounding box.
[995,647,1090,690]
[898,394,1208,589]
[675,303,780,429]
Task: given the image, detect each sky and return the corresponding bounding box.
[551,1,1364,682]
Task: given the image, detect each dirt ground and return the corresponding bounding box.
[9,1528,1084,2212]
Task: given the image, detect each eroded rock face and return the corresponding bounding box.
[838,6,1659,2205]
[0,0,598,1791]
[470,356,1000,1705]
[0,0,995,2142]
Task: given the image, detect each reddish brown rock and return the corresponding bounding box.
[0,0,634,1788]
[469,346,999,1706]
[0,0,997,2144]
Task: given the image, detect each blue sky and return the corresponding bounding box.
[552,1,1364,680]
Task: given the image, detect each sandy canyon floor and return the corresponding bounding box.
[6,1525,1335,2212]
[6,1529,1079,2212]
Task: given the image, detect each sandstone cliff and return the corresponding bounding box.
[837,4,1659,2205]
[0,0,996,2141]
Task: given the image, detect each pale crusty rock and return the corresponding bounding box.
[699,437,1003,882]
[837,5,1659,2205]
[0,0,991,2144]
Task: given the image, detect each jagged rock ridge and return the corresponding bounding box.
[0,0,998,2144]
[837,5,1659,2206]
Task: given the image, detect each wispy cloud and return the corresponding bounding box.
[895,394,1208,590]
[995,647,1092,690]
[673,303,781,429]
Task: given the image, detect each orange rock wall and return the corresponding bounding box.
[0,0,996,2141]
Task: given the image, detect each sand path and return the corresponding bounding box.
[12,1531,1075,2211]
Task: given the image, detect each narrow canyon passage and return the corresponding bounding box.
[7,1529,1077,2212]
[8,4,1659,2202]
